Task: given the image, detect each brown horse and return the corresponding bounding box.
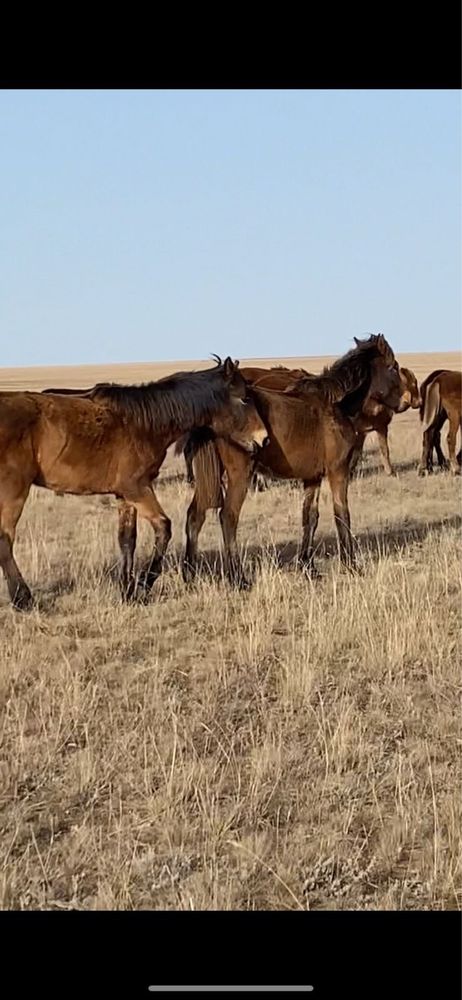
[0,358,269,609]
[209,361,419,484]
[244,364,421,481]
[241,362,421,478]
[347,366,421,476]
[174,365,311,486]
[417,370,452,472]
[183,334,402,585]
[418,369,462,476]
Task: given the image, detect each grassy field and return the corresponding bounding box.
[0,351,461,910]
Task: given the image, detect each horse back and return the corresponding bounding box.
[420,370,461,424]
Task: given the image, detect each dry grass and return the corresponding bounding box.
[0,352,461,911]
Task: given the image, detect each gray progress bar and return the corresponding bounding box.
[148,988,314,993]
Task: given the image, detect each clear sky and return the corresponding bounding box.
[0,89,460,367]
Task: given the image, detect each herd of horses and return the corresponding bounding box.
[0,334,460,610]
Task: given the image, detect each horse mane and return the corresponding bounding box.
[81,359,233,435]
[287,334,395,415]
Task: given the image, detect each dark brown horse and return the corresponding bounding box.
[174,365,311,486]
[0,358,269,609]
[244,363,421,480]
[418,369,462,476]
[347,366,421,476]
[243,362,421,478]
[200,360,418,485]
[183,334,402,585]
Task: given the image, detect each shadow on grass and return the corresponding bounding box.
[172,513,462,584]
[10,512,459,613]
[351,458,420,480]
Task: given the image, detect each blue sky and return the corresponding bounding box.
[0,89,460,367]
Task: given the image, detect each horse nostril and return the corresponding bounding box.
[262,435,270,448]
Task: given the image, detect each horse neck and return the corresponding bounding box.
[315,358,372,415]
[145,375,229,445]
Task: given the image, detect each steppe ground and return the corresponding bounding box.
[0,351,460,911]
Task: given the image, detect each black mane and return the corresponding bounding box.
[289,335,395,415]
[44,359,236,436]
[85,362,234,435]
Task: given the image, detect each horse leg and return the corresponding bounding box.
[298,481,322,577]
[117,501,138,599]
[349,433,365,478]
[447,414,461,475]
[183,494,207,582]
[377,427,393,476]
[418,427,434,476]
[252,470,269,492]
[182,435,197,485]
[433,427,446,469]
[327,467,357,571]
[219,455,253,589]
[127,487,172,594]
[0,493,33,610]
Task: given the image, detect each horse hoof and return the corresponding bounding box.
[298,561,321,580]
[12,587,34,612]
[229,574,251,591]
[182,563,196,584]
[122,578,137,602]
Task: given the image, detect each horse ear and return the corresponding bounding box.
[223,356,236,379]
[233,358,240,368]
[353,337,360,346]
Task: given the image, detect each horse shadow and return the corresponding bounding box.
[179,513,462,583]
[351,458,420,480]
[16,512,459,612]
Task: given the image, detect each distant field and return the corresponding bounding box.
[0,351,460,911]
[0,350,460,393]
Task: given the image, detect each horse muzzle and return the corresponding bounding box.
[247,436,270,455]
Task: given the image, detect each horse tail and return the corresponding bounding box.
[421,378,441,432]
[419,381,427,421]
[188,430,224,509]
[419,370,451,421]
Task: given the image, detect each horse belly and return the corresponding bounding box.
[257,438,321,481]
[34,439,117,495]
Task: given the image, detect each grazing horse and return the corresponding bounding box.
[183,334,402,585]
[418,369,462,476]
[0,358,269,610]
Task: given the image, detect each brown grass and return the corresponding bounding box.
[0,352,461,911]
